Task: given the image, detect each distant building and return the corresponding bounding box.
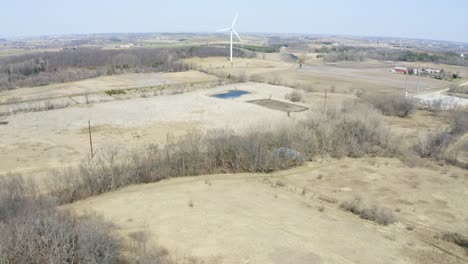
[425,68,440,75]
[391,66,409,74]
[116,43,135,49]
[462,53,465,58]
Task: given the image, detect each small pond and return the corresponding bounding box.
[211,90,250,99]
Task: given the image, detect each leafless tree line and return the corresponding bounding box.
[0,46,253,90]
[316,45,468,66]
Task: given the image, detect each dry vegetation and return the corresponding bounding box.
[340,196,397,226]
[0,176,120,263]
[363,94,416,118]
[0,175,195,263]
[285,88,303,102]
[414,110,468,167]
[0,47,252,90]
[0,100,400,262]
[1,94,466,263]
[49,101,395,205]
[449,84,468,95]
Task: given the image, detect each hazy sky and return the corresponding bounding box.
[3,0,468,42]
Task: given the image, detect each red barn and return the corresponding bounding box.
[392,66,409,74]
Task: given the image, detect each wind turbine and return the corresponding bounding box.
[217,13,242,62]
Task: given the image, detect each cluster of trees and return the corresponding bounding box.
[0,175,180,264]
[241,44,285,53]
[0,176,120,263]
[0,46,252,90]
[316,45,468,66]
[363,94,416,117]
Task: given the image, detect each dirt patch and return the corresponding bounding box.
[248,99,308,112]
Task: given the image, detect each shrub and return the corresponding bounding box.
[0,210,120,264]
[414,131,454,158]
[414,111,468,165]
[340,197,397,225]
[364,94,415,117]
[301,101,393,158]
[449,110,468,136]
[0,174,37,220]
[285,89,303,102]
[105,89,126,96]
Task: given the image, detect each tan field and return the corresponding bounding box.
[0,82,310,183]
[0,70,218,105]
[69,157,468,264]
[185,56,452,95]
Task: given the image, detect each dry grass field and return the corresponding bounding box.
[0,82,306,184]
[69,157,468,264]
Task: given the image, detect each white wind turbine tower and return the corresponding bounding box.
[217,13,242,62]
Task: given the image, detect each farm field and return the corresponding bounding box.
[186,57,452,95]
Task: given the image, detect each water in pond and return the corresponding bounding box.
[211,90,250,99]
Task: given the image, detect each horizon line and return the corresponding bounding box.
[2,31,468,46]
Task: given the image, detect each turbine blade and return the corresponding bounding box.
[231,13,238,28]
[216,28,231,32]
[233,30,242,41]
